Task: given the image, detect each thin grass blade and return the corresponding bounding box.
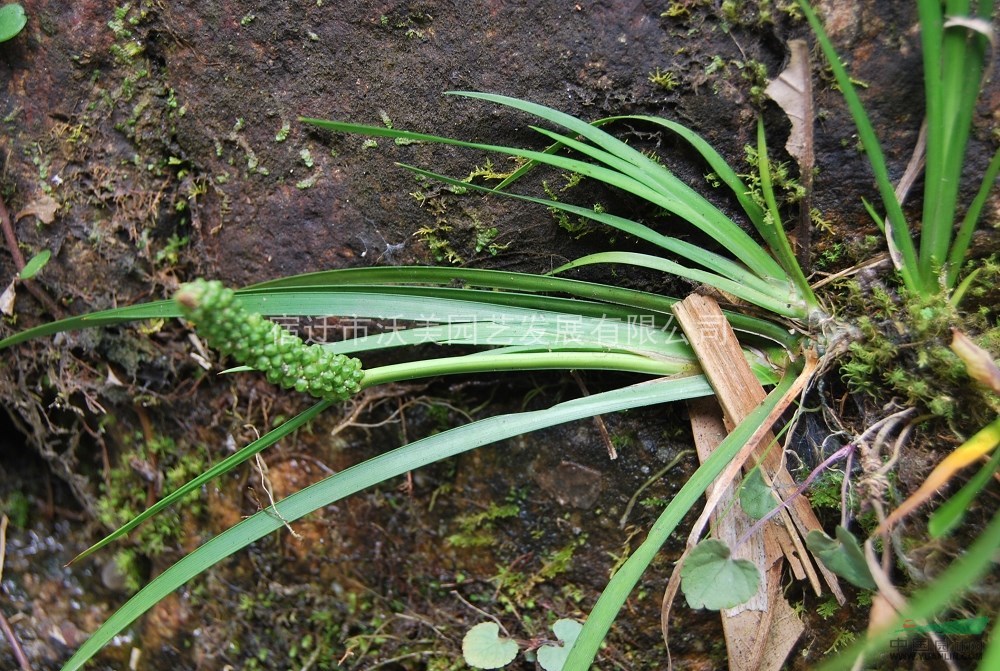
[400,164,782,296]
[58,375,715,671]
[603,114,769,234]
[755,118,818,309]
[919,0,992,286]
[360,351,695,388]
[981,616,1000,671]
[447,91,786,283]
[72,399,334,563]
[334,315,691,361]
[522,124,788,283]
[300,117,672,203]
[947,145,1000,287]
[227,291,697,360]
[562,363,800,670]
[551,251,805,318]
[917,0,946,284]
[816,506,1000,670]
[928,444,1000,538]
[249,265,680,312]
[448,91,684,189]
[798,0,920,293]
[304,104,789,283]
[247,268,798,347]
[0,300,180,349]
[0,273,797,356]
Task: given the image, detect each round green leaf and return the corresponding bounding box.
[805,526,877,590]
[739,468,778,520]
[680,538,760,610]
[0,3,27,43]
[462,622,518,669]
[537,618,583,671]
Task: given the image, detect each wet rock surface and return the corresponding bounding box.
[1,1,997,669]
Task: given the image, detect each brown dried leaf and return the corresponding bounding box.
[672,295,840,602]
[866,593,897,638]
[764,39,813,171]
[680,397,802,671]
[879,418,1000,532]
[16,193,60,225]
[0,279,15,316]
[950,329,1000,394]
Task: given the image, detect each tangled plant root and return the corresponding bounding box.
[175,279,364,400]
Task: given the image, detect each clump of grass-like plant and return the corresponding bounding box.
[803,0,999,297]
[1,1,998,669]
[304,91,822,324]
[1,90,809,670]
[802,0,1000,426]
[800,0,1000,666]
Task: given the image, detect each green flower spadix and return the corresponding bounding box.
[175,279,363,400]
